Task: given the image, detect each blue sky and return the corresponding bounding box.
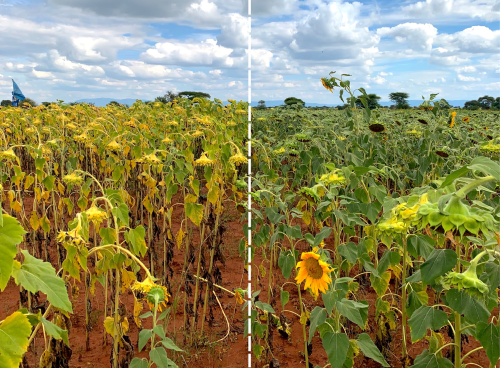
[251,0,500,104]
[0,0,248,103]
[0,0,498,105]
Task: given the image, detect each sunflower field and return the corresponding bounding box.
[248,73,500,368]
[0,98,249,367]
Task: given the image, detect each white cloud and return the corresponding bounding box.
[436,26,500,54]
[141,39,236,67]
[455,65,476,73]
[377,23,438,52]
[31,69,56,79]
[402,0,500,22]
[457,74,480,81]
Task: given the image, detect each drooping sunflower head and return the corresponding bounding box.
[321,78,333,93]
[0,148,17,161]
[194,152,215,167]
[162,136,173,144]
[295,251,333,296]
[136,153,161,165]
[106,139,121,152]
[63,172,84,186]
[229,152,247,167]
[85,205,107,225]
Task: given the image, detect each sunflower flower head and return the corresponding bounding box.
[194,152,215,167]
[146,286,170,311]
[319,170,346,186]
[0,148,17,161]
[230,152,247,166]
[462,117,470,123]
[106,140,121,152]
[321,78,333,93]
[295,251,334,296]
[234,288,245,305]
[85,205,107,225]
[63,172,84,186]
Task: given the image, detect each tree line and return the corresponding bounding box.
[254,93,500,110]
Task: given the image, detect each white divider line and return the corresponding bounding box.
[247,1,252,366]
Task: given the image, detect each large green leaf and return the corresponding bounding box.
[408,306,448,342]
[445,289,489,324]
[309,307,327,343]
[420,249,457,284]
[0,311,32,368]
[476,322,500,366]
[410,350,453,368]
[0,215,26,291]
[12,250,72,313]
[356,333,389,367]
[130,358,148,368]
[322,332,349,368]
[336,298,368,328]
[41,317,69,346]
[125,225,147,257]
[149,347,178,368]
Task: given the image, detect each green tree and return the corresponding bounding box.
[355,93,381,109]
[177,91,210,100]
[491,97,500,110]
[388,92,410,109]
[477,95,495,109]
[257,100,266,109]
[284,97,305,106]
[156,90,178,103]
[107,101,122,107]
[0,100,11,107]
[464,100,480,110]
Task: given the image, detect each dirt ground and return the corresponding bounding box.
[0,194,248,368]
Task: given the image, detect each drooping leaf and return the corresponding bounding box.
[161,337,184,352]
[139,329,152,352]
[278,250,295,279]
[0,311,32,368]
[0,214,26,291]
[184,202,203,227]
[309,307,327,343]
[336,298,368,328]
[356,333,390,367]
[40,317,69,346]
[12,250,72,313]
[126,225,147,257]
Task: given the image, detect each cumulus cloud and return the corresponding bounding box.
[141,39,237,68]
[377,23,438,51]
[402,0,500,22]
[436,26,500,54]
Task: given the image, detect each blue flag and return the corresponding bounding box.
[12,79,25,103]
